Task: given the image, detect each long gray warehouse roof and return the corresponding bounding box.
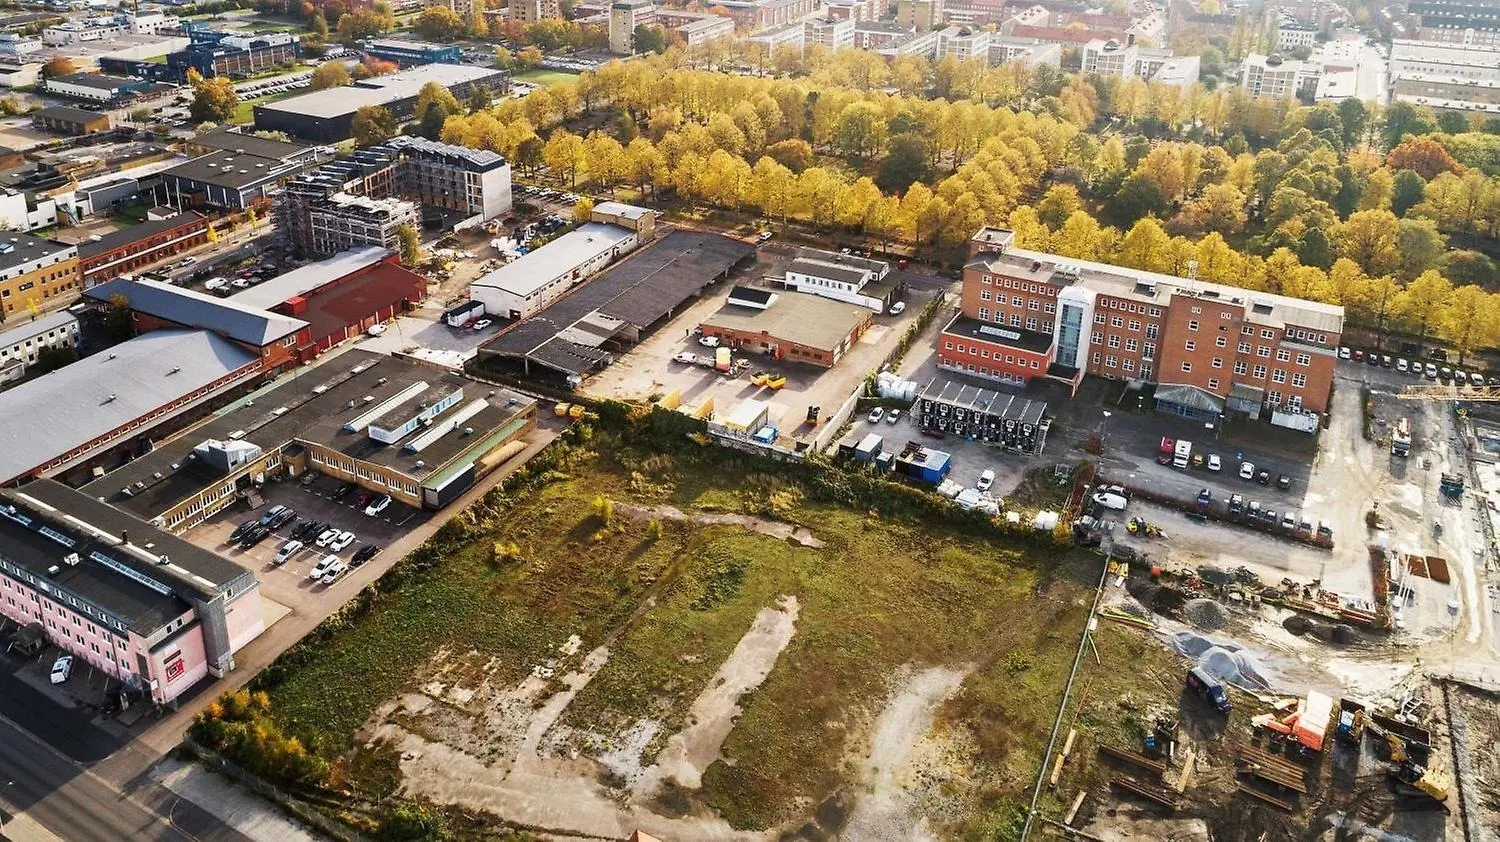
[87,277,308,346]
[0,329,260,483]
[256,64,503,120]
[229,246,390,309]
[471,223,634,298]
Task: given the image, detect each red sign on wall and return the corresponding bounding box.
[165,653,184,682]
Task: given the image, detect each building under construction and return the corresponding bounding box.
[915,379,1050,454]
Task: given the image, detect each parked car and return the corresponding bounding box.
[365,495,392,517]
[273,540,303,565]
[1353,350,1365,361]
[1474,374,1487,388]
[299,470,321,487]
[1396,358,1409,373]
[1191,453,1205,469]
[1338,346,1350,360]
[1425,363,1438,379]
[50,655,72,685]
[1228,494,1244,516]
[1091,485,1129,510]
[977,469,995,491]
[472,319,493,331]
[1281,511,1297,530]
[886,409,901,425]
[673,352,698,364]
[319,559,349,585]
[351,544,380,566]
[270,509,297,529]
[1381,355,1393,368]
[1277,473,1292,490]
[1440,367,1453,382]
[867,406,885,423]
[228,520,256,543]
[1456,370,1469,385]
[1239,461,1256,480]
[367,324,388,337]
[757,230,773,242]
[329,531,355,552]
[239,525,270,548]
[698,335,720,348]
[316,528,340,547]
[1196,488,1212,507]
[1256,470,1271,485]
[332,483,355,500]
[888,301,906,315]
[1206,454,1222,472]
[309,554,341,580]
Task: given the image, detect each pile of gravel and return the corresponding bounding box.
[1185,598,1229,630]
[1283,615,1313,635]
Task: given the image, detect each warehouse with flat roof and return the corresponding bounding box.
[253,64,509,142]
[470,222,640,320]
[85,350,537,528]
[479,230,756,383]
[700,288,874,367]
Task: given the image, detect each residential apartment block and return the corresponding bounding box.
[277,136,511,257]
[0,480,265,705]
[1082,39,1198,86]
[1240,53,1320,100]
[1391,37,1500,81]
[509,0,562,24]
[806,16,856,50]
[941,228,1343,421]
[937,25,990,61]
[897,0,944,30]
[610,0,656,54]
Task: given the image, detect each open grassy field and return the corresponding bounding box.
[510,68,579,87]
[252,419,1184,837]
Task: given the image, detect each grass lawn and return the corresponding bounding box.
[256,423,1184,835]
[511,68,579,87]
[233,89,299,124]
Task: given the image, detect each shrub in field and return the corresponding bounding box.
[191,689,328,785]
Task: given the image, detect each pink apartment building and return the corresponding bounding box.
[0,480,263,705]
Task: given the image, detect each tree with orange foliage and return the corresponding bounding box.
[1387,137,1465,181]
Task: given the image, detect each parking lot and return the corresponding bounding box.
[184,474,432,619]
[584,248,927,443]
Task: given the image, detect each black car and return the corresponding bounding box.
[1256,470,1271,485]
[293,520,323,541]
[351,544,380,566]
[269,509,297,529]
[1276,474,1291,490]
[228,521,256,543]
[332,483,355,501]
[239,525,270,548]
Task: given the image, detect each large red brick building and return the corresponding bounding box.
[939,228,1344,421]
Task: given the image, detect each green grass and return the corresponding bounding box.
[511,68,579,87]
[258,427,1186,835]
[233,89,299,124]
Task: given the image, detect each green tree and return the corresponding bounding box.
[187,70,238,124]
[1391,169,1427,217]
[874,133,929,194]
[31,345,78,374]
[351,105,398,147]
[336,10,388,45]
[632,24,667,54]
[1395,217,1447,280]
[414,81,463,140]
[1036,184,1083,231]
[1106,171,1169,225]
[1381,100,1435,149]
[396,224,421,266]
[1443,250,1497,288]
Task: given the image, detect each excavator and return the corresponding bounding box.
[1367,721,1450,809]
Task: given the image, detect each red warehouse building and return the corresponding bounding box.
[940,228,1345,424]
[78,211,209,289]
[227,246,426,355]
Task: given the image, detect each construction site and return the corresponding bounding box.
[1037,365,1500,842]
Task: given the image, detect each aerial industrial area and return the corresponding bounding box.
[0,0,1497,840]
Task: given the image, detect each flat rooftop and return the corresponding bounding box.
[228,246,390,309]
[483,230,756,376]
[190,128,314,162]
[160,150,302,190]
[0,309,75,347]
[77,211,204,259]
[0,233,74,274]
[702,291,872,353]
[0,329,260,484]
[257,64,504,120]
[86,351,534,518]
[471,223,634,297]
[942,312,1055,354]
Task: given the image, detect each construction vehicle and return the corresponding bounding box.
[1392,760,1451,809]
[1336,698,1367,745]
[1127,517,1165,538]
[1439,473,1464,500]
[1391,417,1412,457]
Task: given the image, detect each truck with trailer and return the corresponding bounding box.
[1392,417,1412,457]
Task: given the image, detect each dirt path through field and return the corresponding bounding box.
[640,595,801,792]
[842,665,970,842]
[615,501,826,548]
